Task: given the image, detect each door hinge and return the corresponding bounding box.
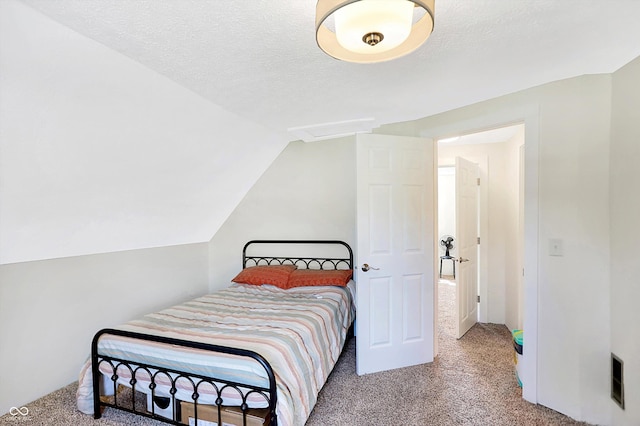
[477,295,480,303]
[477,177,480,185]
[477,237,480,244]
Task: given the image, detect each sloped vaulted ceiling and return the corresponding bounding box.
[0,1,289,264]
[2,0,640,264]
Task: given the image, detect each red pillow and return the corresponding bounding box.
[232,265,297,288]
[286,269,353,288]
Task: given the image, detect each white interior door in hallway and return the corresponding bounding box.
[455,156,479,338]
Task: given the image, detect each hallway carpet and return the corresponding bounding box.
[306,280,587,425]
[1,281,587,425]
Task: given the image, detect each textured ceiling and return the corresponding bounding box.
[18,0,640,138]
[4,0,640,264]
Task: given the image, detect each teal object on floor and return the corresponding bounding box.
[512,329,523,353]
[512,329,524,387]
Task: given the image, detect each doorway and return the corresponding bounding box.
[436,124,525,341]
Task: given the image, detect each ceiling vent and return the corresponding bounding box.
[288,118,377,143]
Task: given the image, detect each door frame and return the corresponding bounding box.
[412,104,540,404]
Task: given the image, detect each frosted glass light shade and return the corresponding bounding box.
[334,1,414,54]
[316,0,435,63]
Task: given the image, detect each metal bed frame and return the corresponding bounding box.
[91,240,354,426]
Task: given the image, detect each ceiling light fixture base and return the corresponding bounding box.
[316,0,435,63]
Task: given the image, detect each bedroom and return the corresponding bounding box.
[1,1,639,425]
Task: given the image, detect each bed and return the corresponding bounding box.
[76,240,355,426]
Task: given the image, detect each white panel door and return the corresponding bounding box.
[455,156,479,338]
[356,133,435,375]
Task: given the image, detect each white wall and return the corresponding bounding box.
[437,167,456,276]
[438,135,522,329]
[208,138,357,290]
[610,55,640,426]
[380,74,613,424]
[0,0,286,265]
[504,130,525,332]
[0,243,209,415]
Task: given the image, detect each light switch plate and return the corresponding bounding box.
[549,238,563,256]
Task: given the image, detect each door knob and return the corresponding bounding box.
[457,257,469,263]
[361,263,380,272]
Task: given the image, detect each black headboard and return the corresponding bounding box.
[242,240,353,271]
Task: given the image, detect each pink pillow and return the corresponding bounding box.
[286,269,353,288]
[232,265,297,288]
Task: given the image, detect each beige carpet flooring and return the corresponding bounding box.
[0,280,587,425]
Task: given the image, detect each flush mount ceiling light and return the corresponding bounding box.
[316,0,435,63]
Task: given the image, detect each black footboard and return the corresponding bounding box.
[91,328,278,426]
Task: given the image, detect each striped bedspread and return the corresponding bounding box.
[77,282,354,426]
